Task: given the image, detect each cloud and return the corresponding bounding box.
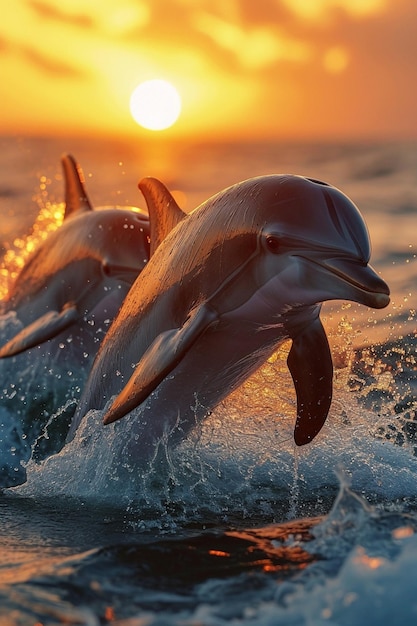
[191,12,311,69]
[29,0,94,28]
[280,0,388,21]
[126,0,311,73]
[21,44,88,76]
[1,33,87,77]
[29,0,150,36]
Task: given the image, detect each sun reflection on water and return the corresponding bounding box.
[0,200,64,300]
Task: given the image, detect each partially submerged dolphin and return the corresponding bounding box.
[68,174,389,450]
[0,154,150,358]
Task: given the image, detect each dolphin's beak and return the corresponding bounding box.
[301,255,390,309]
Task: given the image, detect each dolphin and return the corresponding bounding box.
[68,174,389,451]
[0,154,150,358]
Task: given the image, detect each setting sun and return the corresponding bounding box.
[0,1,416,140]
[129,79,182,131]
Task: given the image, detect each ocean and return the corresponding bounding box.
[0,135,416,625]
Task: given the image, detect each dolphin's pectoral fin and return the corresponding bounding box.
[287,317,333,446]
[103,303,218,425]
[0,304,79,357]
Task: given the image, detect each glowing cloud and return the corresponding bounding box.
[281,0,387,20]
[192,12,311,68]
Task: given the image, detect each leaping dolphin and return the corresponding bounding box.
[68,175,389,450]
[0,154,150,358]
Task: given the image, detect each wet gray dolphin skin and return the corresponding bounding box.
[69,174,389,450]
[0,154,150,358]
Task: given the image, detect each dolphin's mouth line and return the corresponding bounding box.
[296,254,387,296]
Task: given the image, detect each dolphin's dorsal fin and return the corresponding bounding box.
[138,177,186,255]
[61,154,93,219]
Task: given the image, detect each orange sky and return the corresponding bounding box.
[1,0,417,140]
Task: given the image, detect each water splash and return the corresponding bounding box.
[12,329,417,527]
[0,196,64,300]
[287,447,300,520]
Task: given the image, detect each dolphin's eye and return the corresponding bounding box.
[265,235,282,254]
